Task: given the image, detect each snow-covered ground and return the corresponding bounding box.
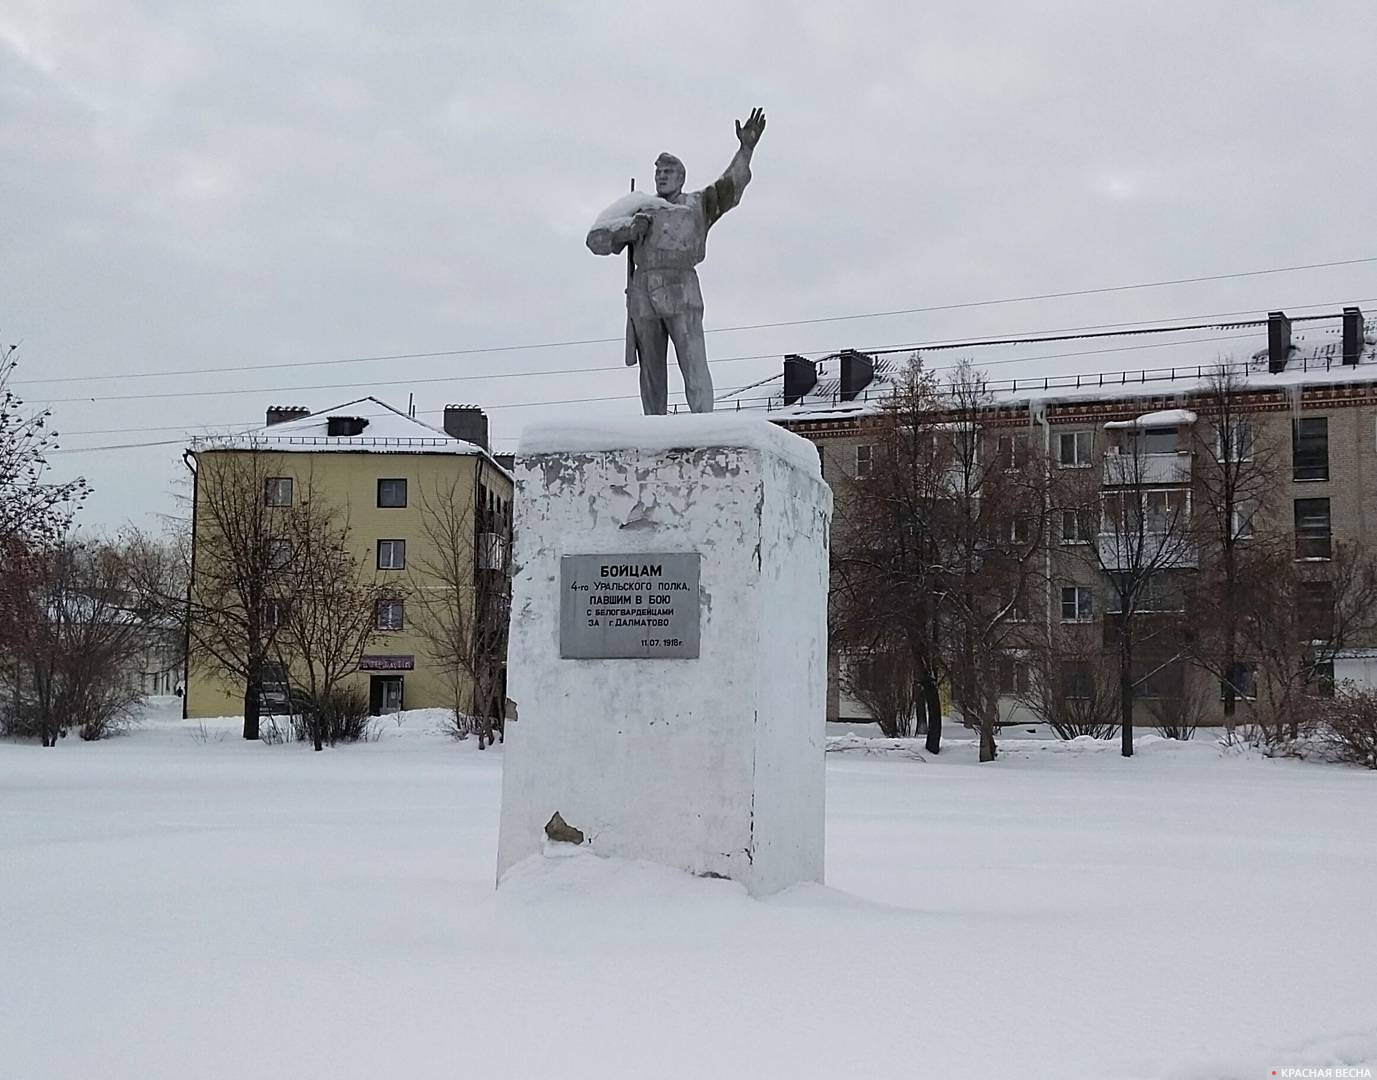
[2,700,1374,1080]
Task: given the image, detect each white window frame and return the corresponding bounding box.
[1231,500,1257,541]
[265,538,292,570]
[264,477,293,507]
[377,539,407,570]
[1218,419,1256,463]
[1060,585,1095,622]
[376,598,404,631]
[1058,430,1093,469]
[263,597,290,629]
[854,443,873,478]
[1060,507,1093,544]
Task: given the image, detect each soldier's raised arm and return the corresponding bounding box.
[703,107,766,229]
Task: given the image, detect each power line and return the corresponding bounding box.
[28,297,1376,410]
[15,256,1377,387]
[45,306,1377,440]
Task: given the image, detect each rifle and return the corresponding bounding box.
[624,177,638,367]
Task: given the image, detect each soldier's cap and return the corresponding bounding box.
[654,152,685,176]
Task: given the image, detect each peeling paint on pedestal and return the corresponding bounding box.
[496,419,830,896]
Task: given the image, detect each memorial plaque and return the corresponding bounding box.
[560,553,701,659]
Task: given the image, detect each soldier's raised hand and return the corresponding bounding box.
[735,107,766,149]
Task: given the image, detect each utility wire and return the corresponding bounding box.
[45,306,1377,440]
[14,256,1377,387]
[28,299,1376,410]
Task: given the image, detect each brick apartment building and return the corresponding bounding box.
[755,305,1377,726]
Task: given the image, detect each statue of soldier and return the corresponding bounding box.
[586,108,766,415]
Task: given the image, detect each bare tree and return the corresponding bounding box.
[184,444,294,740]
[3,538,158,744]
[838,647,918,738]
[1186,365,1285,731]
[1061,419,1196,757]
[413,466,512,749]
[1239,541,1377,745]
[1016,629,1121,740]
[0,343,89,553]
[929,362,1050,762]
[273,488,393,751]
[1,343,89,665]
[831,356,947,753]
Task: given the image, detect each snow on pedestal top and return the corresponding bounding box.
[518,414,821,478]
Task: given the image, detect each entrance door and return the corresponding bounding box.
[369,675,404,715]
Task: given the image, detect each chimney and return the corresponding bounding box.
[266,405,310,426]
[783,355,817,406]
[840,350,875,401]
[326,416,368,437]
[1268,311,1292,374]
[1343,306,1365,366]
[444,404,489,449]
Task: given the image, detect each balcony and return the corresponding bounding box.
[478,532,509,572]
[1096,532,1198,571]
[1102,451,1192,487]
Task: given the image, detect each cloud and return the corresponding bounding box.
[0,0,1375,527]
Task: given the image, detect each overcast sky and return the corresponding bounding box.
[3,1,1376,530]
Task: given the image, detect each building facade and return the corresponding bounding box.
[761,306,1377,727]
[184,398,512,720]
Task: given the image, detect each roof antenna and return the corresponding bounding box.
[407,392,415,418]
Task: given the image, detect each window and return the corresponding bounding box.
[1058,430,1093,468]
[1294,498,1331,559]
[1061,660,1094,700]
[263,598,291,629]
[1231,500,1257,540]
[1134,660,1184,699]
[1144,489,1188,531]
[1061,586,1094,622]
[1298,581,1335,641]
[1218,419,1255,463]
[1106,572,1184,613]
[1125,426,1178,455]
[265,538,292,570]
[377,539,407,570]
[1009,513,1031,544]
[1292,417,1329,481]
[260,662,290,700]
[376,598,404,630]
[1101,489,1187,532]
[264,477,293,507]
[1007,589,1031,622]
[1219,662,1258,701]
[1307,659,1336,698]
[996,432,1030,469]
[377,478,408,508]
[996,655,1030,696]
[1140,573,1184,612]
[1060,507,1093,544]
[855,444,872,478]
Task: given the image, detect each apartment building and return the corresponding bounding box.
[183,398,512,719]
[758,306,1377,725]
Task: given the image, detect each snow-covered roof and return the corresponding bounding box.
[1103,409,1198,429]
[753,310,1377,421]
[192,397,489,457]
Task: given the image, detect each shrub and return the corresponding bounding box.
[1313,687,1377,769]
[292,687,375,750]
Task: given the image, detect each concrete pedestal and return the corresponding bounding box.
[496,415,831,896]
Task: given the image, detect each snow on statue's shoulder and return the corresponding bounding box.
[518,414,822,478]
[590,191,665,230]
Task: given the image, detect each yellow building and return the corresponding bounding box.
[184,398,513,720]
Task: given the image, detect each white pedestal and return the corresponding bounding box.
[496,415,831,896]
